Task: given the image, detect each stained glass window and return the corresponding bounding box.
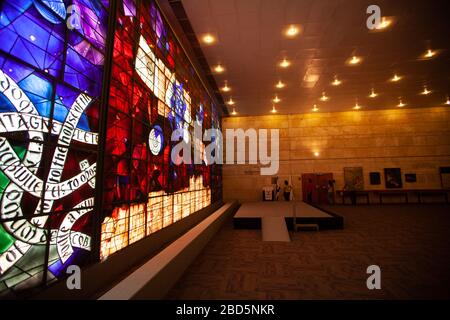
[99,0,221,260]
[0,0,222,296]
[0,0,108,295]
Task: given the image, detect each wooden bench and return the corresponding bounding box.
[336,190,370,205]
[412,190,449,204]
[374,190,409,204]
[336,189,449,205]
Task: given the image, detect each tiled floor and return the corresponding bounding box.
[166,204,450,300]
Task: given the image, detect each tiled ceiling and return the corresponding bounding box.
[171,0,450,116]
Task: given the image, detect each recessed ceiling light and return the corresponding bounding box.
[347,55,362,66]
[332,76,342,86]
[320,92,329,102]
[273,95,281,103]
[312,104,319,112]
[421,49,439,60]
[421,86,431,95]
[369,88,378,98]
[397,98,406,107]
[284,24,302,38]
[425,49,435,58]
[201,33,216,45]
[314,152,320,157]
[271,105,277,113]
[391,74,402,82]
[227,98,235,106]
[30,35,36,41]
[279,59,291,68]
[214,64,225,73]
[376,16,393,30]
[221,82,231,92]
[276,81,285,89]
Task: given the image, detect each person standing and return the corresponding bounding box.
[327,180,335,205]
[283,180,292,201]
[306,178,314,203]
[344,183,357,205]
[275,182,281,201]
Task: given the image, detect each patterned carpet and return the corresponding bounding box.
[166,204,450,300]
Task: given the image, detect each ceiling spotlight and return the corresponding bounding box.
[320,92,329,102]
[421,86,431,95]
[279,59,291,68]
[221,82,231,92]
[284,24,302,38]
[271,105,277,113]
[419,49,440,60]
[445,96,450,105]
[227,98,235,106]
[353,102,361,110]
[369,88,378,98]
[423,49,437,59]
[214,64,225,73]
[273,95,281,103]
[312,104,319,112]
[397,98,406,107]
[375,16,393,30]
[231,108,237,116]
[347,55,362,65]
[391,74,402,82]
[276,81,285,89]
[201,33,216,45]
[332,76,342,86]
[425,49,435,58]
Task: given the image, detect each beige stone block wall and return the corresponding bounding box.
[222,107,450,202]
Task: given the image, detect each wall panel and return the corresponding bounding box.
[223,107,450,202]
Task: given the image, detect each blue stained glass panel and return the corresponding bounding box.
[0,0,108,296]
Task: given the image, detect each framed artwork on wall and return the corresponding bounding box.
[385,168,403,188]
[369,172,381,185]
[405,174,417,183]
[344,167,364,190]
[440,167,450,189]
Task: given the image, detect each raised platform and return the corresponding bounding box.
[261,216,291,242]
[233,201,344,230]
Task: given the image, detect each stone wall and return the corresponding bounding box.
[222,107,450,202]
